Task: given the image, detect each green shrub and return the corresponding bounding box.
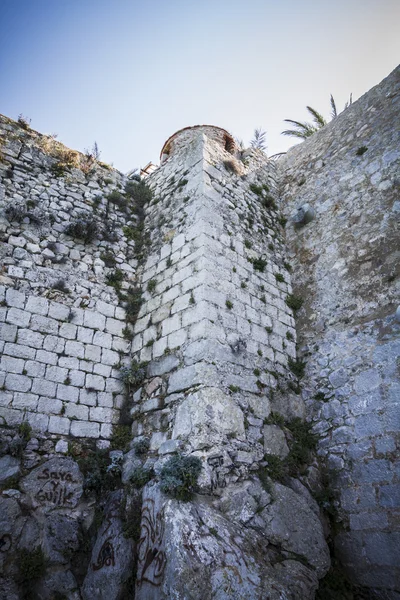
[286,294,303,311]
[130,466,154,488]
[262,195,277,210]
[107,190,127,210]
[275,273,285,283]
[133,437,150,455]
[79,449,120,495]
[124,287,143,323]
[265,412,285,427]
[356,146,368,156]
[110,425,131,451]
[119,360,147,389]
[226,300,233,310]
[160,454,202,501]
[65,213,99,243]
[283,261,292,272]
[18,421,32,441]
[106,268,124,292]
[252,257,267,272]
[288,357,306,378]
[263,454,285,481]
[147,279,157,293]
[279,215,288,228]
[100,250,116,268]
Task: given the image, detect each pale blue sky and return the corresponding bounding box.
[1,0,399,173]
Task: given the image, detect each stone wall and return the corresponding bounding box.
[280,65,400,596]
[0,115,137,440]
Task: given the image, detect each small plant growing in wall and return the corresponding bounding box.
[159,454,202,501]
[147,279,157,293]
[252,257,267,272]
[275,273,285,283]
[107,190,128,210]
[356,146,368,156]
[130,466,154,488]
[226,300,233,310]
[100,250,117,268]
[286,294,303,311]
[119,360,147,390]
[106,269,124,293]
[133,437,150,455]
[288,357,306,378]
[65,213,99,243]
[17,114,31,130]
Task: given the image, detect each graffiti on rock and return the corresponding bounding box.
[137,499,166,587]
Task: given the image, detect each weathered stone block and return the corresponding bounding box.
[96,300,115,317]
[43,335,65,353]
[12,392,38,410]
[65,340,85,359]
[32,378,57,397]
[26,296,49,316]
[0,355,25,374]
[36,349,58,365]
[83,311,106,331]
[38,396,63,413]
[6,307,30,327]
[5,373,31,392]
[70,420,100,438]
[77,326,94,344]
[6,288,25,309]
[93,331,112,349]
[46,365,68,383]
[101,348,119,366]
[172,387,245,446]
[65,403,89,420]
[17,328,44,348]
[25,360,46,378]
[0,323,17,342]
[59,323,77,340]
[48,416,71,435]
[57,384,79,403]
[30,314,59,334]
[85,373,105,391]
[85,344,101,362]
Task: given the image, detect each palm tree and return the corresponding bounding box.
[282,95,352,140]
[250,128,267,151]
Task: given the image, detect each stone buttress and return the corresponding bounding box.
[129,126,329,599]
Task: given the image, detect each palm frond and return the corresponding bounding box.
[281,129,312,139]
[282,119,317,138]
[306,106,327,128]
[330,94,337,119]
[250,128,267,151]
